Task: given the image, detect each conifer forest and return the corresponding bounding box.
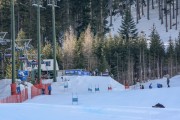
[0,0,180,85]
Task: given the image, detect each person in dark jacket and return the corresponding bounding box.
[16,83,21,94]
[149,83,152,89]
[167,77,170,87]
[141,85,144,89]
[48,84,52,95]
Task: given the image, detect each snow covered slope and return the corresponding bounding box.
[55,76,124,93]
[132,75,180,90]
[0,75,180,120]
[108,4,180,45]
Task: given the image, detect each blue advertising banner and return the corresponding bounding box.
[65,69,91,76]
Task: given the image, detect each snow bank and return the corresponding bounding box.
[56,76,124,93]
[132,75,180,90]
[0,79,33,99]
[0,79,11,99]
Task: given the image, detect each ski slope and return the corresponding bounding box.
[0,75,180,120]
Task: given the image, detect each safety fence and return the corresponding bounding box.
[0,83,51,103]
[31,85,42,99]
[0,88,28,103]
[31,83,51,98]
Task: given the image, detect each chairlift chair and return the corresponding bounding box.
[4,48,12,58]
[32,60,38,65]
[19,56,28,61]
[32,0,43,7]
[0,32,9,45]
[47,0,58,6]
[4,54,12,58]
[0,38,7,45]
[31,60,38,68]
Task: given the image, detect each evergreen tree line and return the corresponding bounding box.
[0,0,110,46]
[1,0,179,46]
[0,0,180,85]
[1,24,180,85]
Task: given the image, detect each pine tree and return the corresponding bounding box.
[93,36,108,73]
[0,0,11,34]
[149,25,165,78]
[118,9,138,42]
[174,32,180,72]
[166,36,175,77]
[73,32,84,69]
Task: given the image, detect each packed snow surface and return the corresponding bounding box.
[0,75,180,120]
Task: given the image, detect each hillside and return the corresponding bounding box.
[108,4,180,45]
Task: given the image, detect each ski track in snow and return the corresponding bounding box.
[1,75,180,120]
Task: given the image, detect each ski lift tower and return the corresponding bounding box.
[11,0,16,95]
[47,0,60,82]
[32,0,43,84]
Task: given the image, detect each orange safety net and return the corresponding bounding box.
[44,83,51,95]
[0,83,51,103]
[0,88,28,103]
[31,85,41,99]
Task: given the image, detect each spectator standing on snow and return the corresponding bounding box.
[48,84,52,95]
[149,83,152,89]
[16,83,21,94]
[167,75,170,88]
[42,84,45,95]
[141,85,144,89]
[140,85,144,89]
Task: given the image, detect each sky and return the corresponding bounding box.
[0,75,180,120]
